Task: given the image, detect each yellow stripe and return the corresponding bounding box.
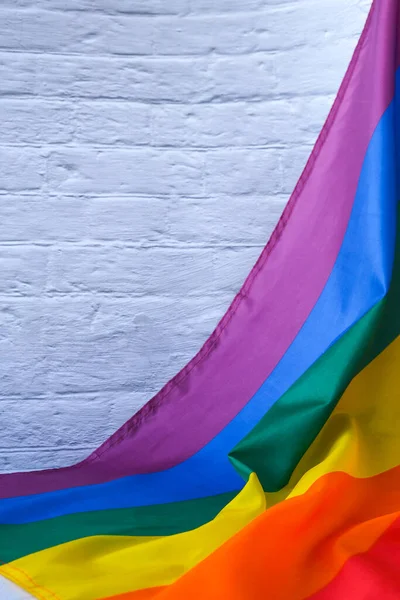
[0,474,265,600]
[267,334,400,505]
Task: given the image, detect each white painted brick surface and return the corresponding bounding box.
[0,0,372,472]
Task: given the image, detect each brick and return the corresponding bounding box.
[0,53,212,102]
[47,148,204,195]
[0,8,153,55]
[0,53,36,96]
[0,246,48,295]
[145,58,212,102]
[0,400,64,448]
[204,148,281,195]
[0,196,86,241]
[0,148,45,191]
[0,300,47,396]
[0,99,73,144]
[208,55,277,101]
[73,101,150,145]
[85,197,170,242]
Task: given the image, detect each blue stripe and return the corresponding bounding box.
[1,72,399,525]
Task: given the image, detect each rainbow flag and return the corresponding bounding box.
[1,0,400,598]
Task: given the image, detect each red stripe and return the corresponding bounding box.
[310,517,400,600]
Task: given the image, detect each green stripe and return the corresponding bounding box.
[0,491,234,563]
[230,209,400,492]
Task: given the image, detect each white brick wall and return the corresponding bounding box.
[0,0,372,472]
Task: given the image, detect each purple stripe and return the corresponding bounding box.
[0,0,397,498]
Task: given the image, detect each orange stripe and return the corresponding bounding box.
[109,466,400,600]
